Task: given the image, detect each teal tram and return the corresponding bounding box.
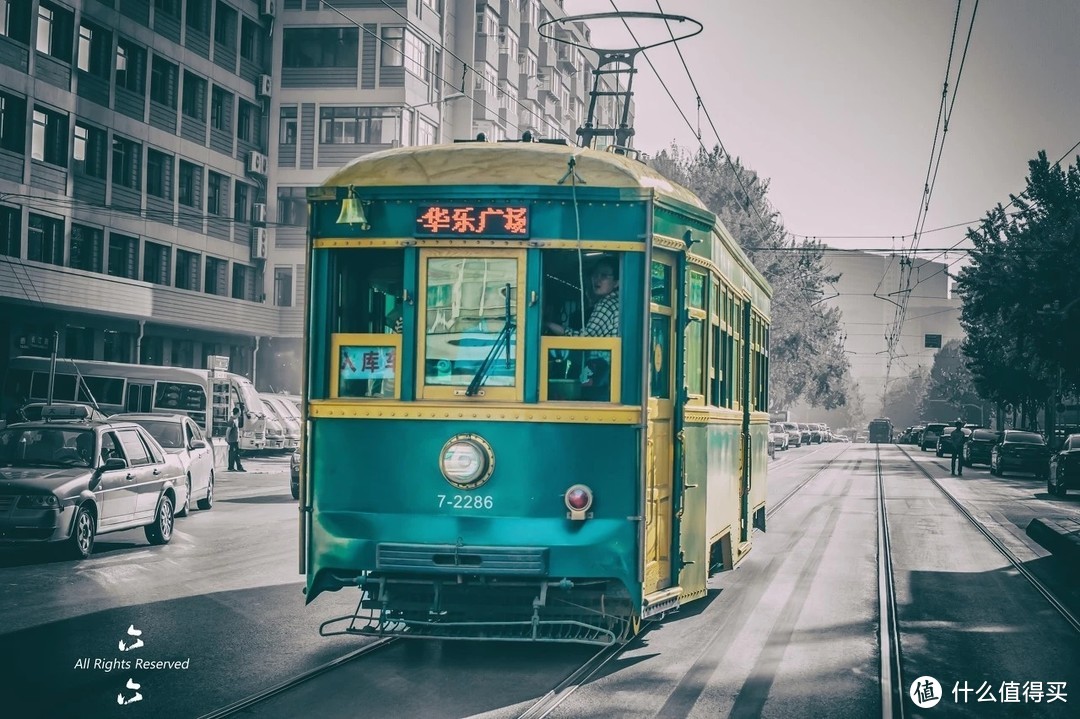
[299,140,772,645]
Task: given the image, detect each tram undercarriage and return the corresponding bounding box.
[319,573,638,646]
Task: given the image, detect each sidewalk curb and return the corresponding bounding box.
[1025,517,1080,567]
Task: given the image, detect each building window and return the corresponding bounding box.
[240,17,258,61]
[274,267,292,307]
[171,339,194,368]
[65,326,95,360]
[237,100,260,142]
[176,249,200,290]
[282,27,358,68]
[319,107,399,145]
[73,122,107,178]
[154,0,180,20]
[181,72,206,120]
[233,181,249,222]
[417,118,437,146]
[112,136,142,190]
[207,172,224,215]
[140,335,163,365]
[31,106,68,166]
[380,26,404,67]
[210,86,230,131]
[107,233,139,279]
[232,263,254,301]
[213,2,236,48]
[186,0,209,34]
[277,186,306,226]
[70,224,103,273]
[150,56,178,107]
[279,106,297,144]
[0,204,19,257]
[0,90,27,154]
[27,213,64,266]
[204,256,227,296]
[404,30,429,79]
[36,2,72,62]
[76,22,111,77]
[115,38,146,94]
[146,149,172,199]
[0,0,32,43]
[103,329,133,363]
[143,241,170,285]
[178,161,199,207]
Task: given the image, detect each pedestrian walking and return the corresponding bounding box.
[949,420,967,476]
[227,407,246,472]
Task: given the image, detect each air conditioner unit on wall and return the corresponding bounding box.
[261,0,276,18]
[251,227,268,260]
[257,74,273,98]
[251,202,267,225]
[247,151,268,176]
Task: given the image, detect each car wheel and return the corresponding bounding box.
[1048,475,1057,496]
[145,495,175,546]
[197,471,214,510]
[67,505,96,559]
[176,475,192,517]
[291,481,300,501]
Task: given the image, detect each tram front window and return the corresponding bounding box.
[421,255,520,396]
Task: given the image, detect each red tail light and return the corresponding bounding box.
[565,484,593,520]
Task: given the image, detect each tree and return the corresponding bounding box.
[883,366,930,430]
[650,143,853,410]
[921,339,986,424]
[955,151,1080,433]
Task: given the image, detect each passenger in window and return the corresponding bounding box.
[546,258,619,337]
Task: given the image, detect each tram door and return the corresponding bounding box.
[644,255,676,595]
[126,382,153,412]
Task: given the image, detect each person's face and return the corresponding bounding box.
[590,264,617,297]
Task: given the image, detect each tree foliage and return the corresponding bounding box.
[955,151,1080,415]
[649,143,852,409]
[920,339,985,424]
[883,366,930,430]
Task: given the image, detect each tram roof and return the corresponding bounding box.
[321,142,708,210]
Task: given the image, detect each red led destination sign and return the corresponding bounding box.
[415,205,529,238]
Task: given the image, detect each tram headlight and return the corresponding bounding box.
[438,434,495,489]
[564,484,593,521]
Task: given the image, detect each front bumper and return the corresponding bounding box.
[0,502,75,544]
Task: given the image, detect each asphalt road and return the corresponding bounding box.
[3,445,1079,719]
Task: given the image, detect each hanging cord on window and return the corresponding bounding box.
[559,156,588,331]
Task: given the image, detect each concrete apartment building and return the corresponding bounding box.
[792,249,963,424]
[0,0,630,393]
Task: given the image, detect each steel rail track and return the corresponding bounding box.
[197,637,397,719]
[895,444,1080,634]
[515,642,624,719]
[875,445,905,719]
[767,443,852,519]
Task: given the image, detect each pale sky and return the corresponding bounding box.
[566,0,1080,258]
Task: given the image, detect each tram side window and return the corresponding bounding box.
[541,250,623,402]
[332,248,406,335]
[330,248,405,399]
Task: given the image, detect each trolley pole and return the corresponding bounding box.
[47,330,59,406]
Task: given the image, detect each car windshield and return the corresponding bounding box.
[1006,432,1044,445]
[925,424,946,433]
[0,427,95,468]
[130,420,184,449]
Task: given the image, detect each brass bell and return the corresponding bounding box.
[336,194,370,229]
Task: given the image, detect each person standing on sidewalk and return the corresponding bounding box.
[949,420,967,476]
[227,407,246,472]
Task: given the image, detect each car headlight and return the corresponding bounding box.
[439,434,495,489]
[18,494,59,509]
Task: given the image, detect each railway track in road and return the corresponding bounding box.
[767,443,852,519]
[894,444,1080,634]
[197,638,397,718]
[875,445,904,719]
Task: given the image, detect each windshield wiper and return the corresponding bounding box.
[466,283,515,397]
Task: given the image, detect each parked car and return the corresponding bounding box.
[769,423,789,452]
[0,415,186,558]
[109,413,214,515]
[260,394,300,451]
[990,430,1050,478]
[782,422,802,448]
[920,423,948,451]
[798,423,813,445]
[290,450,300,500]
[962,428,1000,467]
[936,427,972,457]
[1047,433,1080,497]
